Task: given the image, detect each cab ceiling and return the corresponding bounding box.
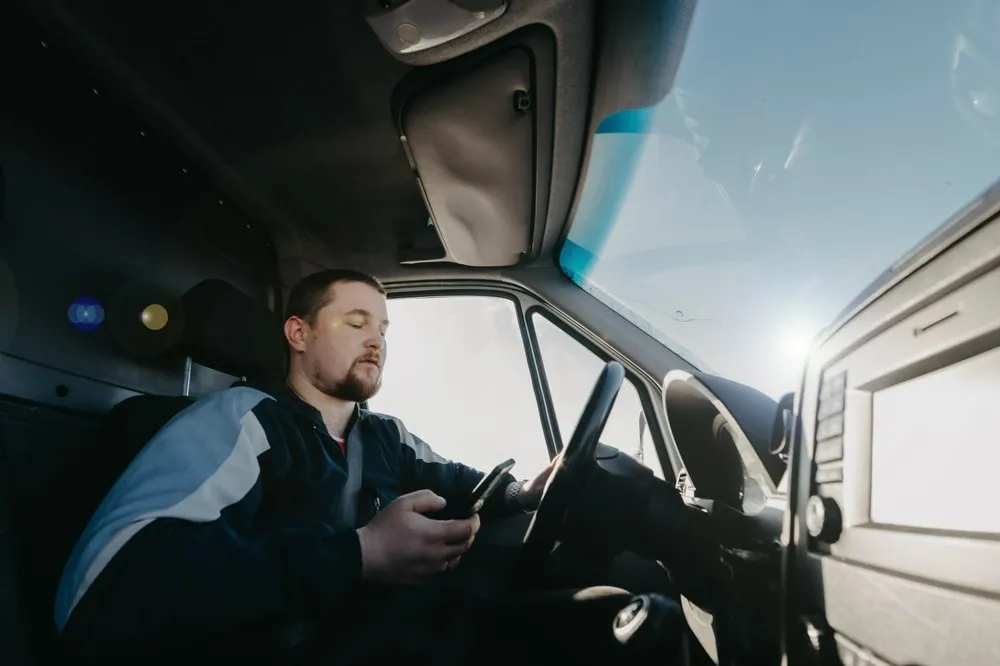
[16,0,689,275]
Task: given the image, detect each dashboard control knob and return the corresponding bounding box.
[613,593,685,655]
[806,495,842,543]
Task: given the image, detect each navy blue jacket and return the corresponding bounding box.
[54,382,522,635]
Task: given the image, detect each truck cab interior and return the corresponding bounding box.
[2,1,999,665]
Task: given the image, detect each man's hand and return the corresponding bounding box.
[356,490,480,584]
[517,456,560,511]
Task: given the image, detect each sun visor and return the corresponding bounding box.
[397,47,535,267]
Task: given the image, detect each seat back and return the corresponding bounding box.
[4,278,285,663]
[69,395,197,528]
[55,277,285,548]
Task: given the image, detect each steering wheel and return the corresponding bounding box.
[518,360,626,575]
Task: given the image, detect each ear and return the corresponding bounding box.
[284,316,309,353]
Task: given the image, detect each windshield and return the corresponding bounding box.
[561,0,1000,399]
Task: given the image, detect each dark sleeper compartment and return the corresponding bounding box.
[0,6,282,664]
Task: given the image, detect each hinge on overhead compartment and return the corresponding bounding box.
[364,0,508,56]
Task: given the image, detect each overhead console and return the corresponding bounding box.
[390,27,555,267]
[362,0,508,56]
[784,183,1000,666]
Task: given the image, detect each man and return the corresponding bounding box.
[54,269,631,661]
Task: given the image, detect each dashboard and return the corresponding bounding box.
[660,369,789,664]
[783,197,1000,666]
[662,370,785,516]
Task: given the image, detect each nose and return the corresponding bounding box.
[366,331,384,350]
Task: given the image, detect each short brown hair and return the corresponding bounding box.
[285,269,386,325]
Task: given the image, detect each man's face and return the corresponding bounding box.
[287,281,389,402]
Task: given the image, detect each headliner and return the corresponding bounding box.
[19,0,691,274]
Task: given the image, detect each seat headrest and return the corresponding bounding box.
[181,279,286,381]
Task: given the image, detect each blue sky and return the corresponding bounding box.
[564,0,1000,398]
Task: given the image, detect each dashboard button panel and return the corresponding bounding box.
[814,371,847,492]
[814,465,843,484]
[815,373,846,441]
[819,370,846,400]
[814,437,843,464]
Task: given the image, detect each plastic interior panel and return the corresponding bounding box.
[818,249,1000,596]
[868,350,1000,533]
[788,200,1000,666]
[187,361,239,399]
[0,12,277,402]
[821,557,1000,666]
[400,47,535,267]
[364,0,508,55]
[0,355,140,415]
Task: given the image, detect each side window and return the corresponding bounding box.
[368,295,551,477]
[531,312,665,480]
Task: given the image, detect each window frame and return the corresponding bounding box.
[380,281,676,480]
[526,306,673,476]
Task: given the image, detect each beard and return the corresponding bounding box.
[313,360,382,402]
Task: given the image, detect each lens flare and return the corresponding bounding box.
[68,297,105,332]
[140,303,169,331]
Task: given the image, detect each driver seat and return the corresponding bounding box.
[80,278,287,521]
[47,279,301,660]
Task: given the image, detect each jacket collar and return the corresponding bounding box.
[235,378,362,437]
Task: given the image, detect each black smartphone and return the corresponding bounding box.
[429,458,516,520]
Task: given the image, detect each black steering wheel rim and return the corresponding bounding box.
[519,361,626,570]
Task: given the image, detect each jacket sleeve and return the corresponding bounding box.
[54,388,363,644]
[391,417,524,520]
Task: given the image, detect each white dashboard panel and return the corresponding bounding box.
[870,346,1000,534]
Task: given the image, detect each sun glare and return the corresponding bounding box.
[780,323,817,366]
